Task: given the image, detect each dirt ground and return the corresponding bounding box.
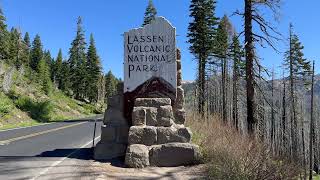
[90,158,207,180]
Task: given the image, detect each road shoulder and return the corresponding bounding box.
[90,159,207,180]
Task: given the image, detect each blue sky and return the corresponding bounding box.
[1,0,319,80]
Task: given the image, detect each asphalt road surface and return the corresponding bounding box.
[0,116,103,180]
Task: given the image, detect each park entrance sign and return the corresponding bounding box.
[95,16,200,168]
[124,17,177,99]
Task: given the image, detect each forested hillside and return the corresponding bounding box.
[0,7,120,129]
[186,0,319,178]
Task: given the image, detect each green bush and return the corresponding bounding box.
[0,93,14,116]
[14,96,53,122]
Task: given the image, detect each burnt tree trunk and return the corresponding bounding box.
[244,0,256,135]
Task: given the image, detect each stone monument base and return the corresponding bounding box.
[124,98,200,168]
[94,93,129,160]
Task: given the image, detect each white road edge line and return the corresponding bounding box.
[30,136,101,180]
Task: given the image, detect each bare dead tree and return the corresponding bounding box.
[235,0,281,135]
[309,60,315,180]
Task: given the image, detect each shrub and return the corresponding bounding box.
[186,112,302,180]
[14,95,53,122]
[0,93,13,116]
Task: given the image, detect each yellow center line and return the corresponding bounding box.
[0,121,88,145]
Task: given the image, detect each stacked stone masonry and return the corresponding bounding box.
[173,49,186,125]
[125,98,200,168]
[94,84,130,160]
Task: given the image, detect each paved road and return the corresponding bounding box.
[0,116,103,180]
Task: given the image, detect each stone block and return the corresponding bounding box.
[145,107,157,126]
[132,107,146,126]
[177,70,182,86]
[115,126,129,144]
[135,98,171,107]
[157,126,192,144]
[94,142,127,160]
[174,86,184,109]
[125,144,150,168]
[103,108,128,125]
[149,143,200,167]
[157,105,174,119]
[174,109,186,125]
[158,117,174,127]
[100,126,116,143]
[128,126,157,146]
[177,60,181,71]
[176,48,181,60]
[107,94,123,109]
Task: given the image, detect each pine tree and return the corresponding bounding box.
[187,0,218,116]
[30,34,43,71]
[68,17,87,100]
[284,23,311,159]
[55,49,63,89]
[142,0,157,26]
[105,71,118,103]
[230,35,243,129]
[0,6,9,60]
[215,16,229,123]
[60,61,71,93]
[43,50,55,81]
[24,32,31,49]
[37,58,53,95]
[22,32,31,67]
[86,34,102,103]
[8,28,20,65]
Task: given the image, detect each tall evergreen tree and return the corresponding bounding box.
[68,17,87,99]
[43,50,54,81]
[30,34,43,71]
[105,71,118,103]
[60,61,71,93]
[55,49,63,89]
[22,32,31,67]
[8,28,20,65]
[142,0,157,26]
[230,35,243,129]
[37,58,53,95]
[0,6,9,60]
[86,34,102,103]
[187,0,218,116]
[284,24,311,159]
[215,16,229,123]
[23,32,31,49]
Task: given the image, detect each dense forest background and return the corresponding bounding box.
[0,7,120,128]
[185,0,319,178]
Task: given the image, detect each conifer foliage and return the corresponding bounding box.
[68,17,87,100]
[30,34,43,71]
[142,0,157,26]
[187,0,219,115]
[0,7,9,60]
[86,34,102,103]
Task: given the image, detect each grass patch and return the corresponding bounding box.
[0,120,40,131]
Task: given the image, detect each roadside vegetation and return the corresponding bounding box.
[186,112,302,179]
[0,6,121,130]
[0,62,99,130]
